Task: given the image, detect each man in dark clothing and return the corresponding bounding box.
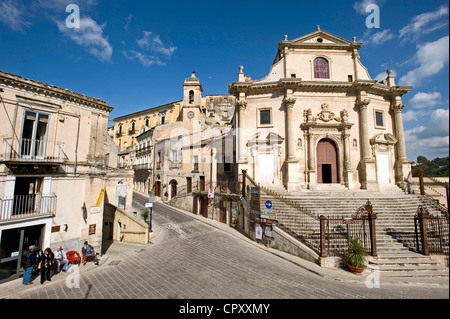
[22,245,36,285]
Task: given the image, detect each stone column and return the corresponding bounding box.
[391,101,411,187]
[356,97,371,160]
[236,99,248,163]
[356,95,378,191]
[284,97,297,162]
[307,132,317,186]
[342,129,353,189]
[391,102,407,161]
[284,96,299,191]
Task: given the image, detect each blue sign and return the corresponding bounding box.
[265,200,272,209]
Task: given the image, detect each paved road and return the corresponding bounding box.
[5,191,448,305]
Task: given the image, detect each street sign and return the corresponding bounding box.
[343,217,353,225]
[148,196,158,203]
[261,209,277,220]
[265,200,272,209]
[208,188,214,199]
[145,203,153,208]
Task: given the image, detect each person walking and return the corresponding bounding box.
[39,247,54,284]
[22,245,36,286]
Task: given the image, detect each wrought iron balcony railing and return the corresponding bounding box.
[2,137,67,163]
[0,193,57,221]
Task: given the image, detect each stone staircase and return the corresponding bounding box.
[257,184,449,280]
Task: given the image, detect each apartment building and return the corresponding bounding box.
[0,70,132,283]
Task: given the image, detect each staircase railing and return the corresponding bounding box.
[319,201,377,258]
[241,170,322,252]
[414,205,449,256]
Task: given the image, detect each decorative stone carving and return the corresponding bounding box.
[340,109,349,123]
[316,103,339,122]
[390,103,405,113]
[236,100,248,111]
[284,97,296,109]
[356,98,371,110]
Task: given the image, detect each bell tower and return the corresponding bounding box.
[182,71,203,122]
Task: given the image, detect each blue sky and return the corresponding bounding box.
[0,0,448,162]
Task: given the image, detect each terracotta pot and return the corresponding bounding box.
[347,263,366,273]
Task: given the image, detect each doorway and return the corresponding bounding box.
[0,224,44,284]
[169,180,178,199]
[155,181,161,197]
[317,139,338,184]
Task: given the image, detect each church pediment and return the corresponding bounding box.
[248,132,284,146]
[370,133,398,145]
[285,28,360,49]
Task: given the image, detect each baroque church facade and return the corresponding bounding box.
[229,28,412,192]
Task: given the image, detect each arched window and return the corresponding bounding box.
[189,90,194,104]
[314,57,330,79]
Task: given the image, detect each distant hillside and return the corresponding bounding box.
[411,156,449,177]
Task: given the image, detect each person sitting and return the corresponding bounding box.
[81,241,99,265]
[54,246,69,273]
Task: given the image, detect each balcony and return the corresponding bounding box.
[0,194,57,222]
[133,163,152,170]
[2,137,67,164]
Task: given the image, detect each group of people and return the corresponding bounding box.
[21,241,99,286]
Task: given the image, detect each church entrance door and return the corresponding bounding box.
[317,139,338,184]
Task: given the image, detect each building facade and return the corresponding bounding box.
[0,70,132,283]
[229,28,412,192]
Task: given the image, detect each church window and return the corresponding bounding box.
[189,90,195,104]
[314,57,329,79]
[259,109,271,126]
[375,111,384,127]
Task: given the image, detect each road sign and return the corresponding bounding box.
[261,209,277,220]
[208,188,214,198]
[145,203,153,208]
[343,217,353,225]
[148,196,158,203]
[265,200,272,209]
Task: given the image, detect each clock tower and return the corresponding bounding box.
[182,71,203,122]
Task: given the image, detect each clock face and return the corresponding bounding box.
[187,111,194,119]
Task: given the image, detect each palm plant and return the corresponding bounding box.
[345,238,368,269]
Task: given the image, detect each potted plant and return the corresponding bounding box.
[344,238,368,273]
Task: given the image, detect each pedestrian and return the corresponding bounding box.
[82,241,99,265]
[39,247,54,284]
[54,246,69,273]
[22,245,36,286]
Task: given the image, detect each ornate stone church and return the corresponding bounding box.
[229,27,412,192]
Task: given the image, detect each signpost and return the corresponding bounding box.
[146,195,158,238]
[208,188,214,199]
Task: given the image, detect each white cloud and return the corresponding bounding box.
[137,31,176,58]
[405,108,449,159]
[353,0,385,14]
[408,92,442,109]
[362,29,395,46]
[122,50,165,67]
[398,36,449,86]
[0,0,30,31]
[123,31,176,67]
[399,5,449,41]
[56,17,113,62]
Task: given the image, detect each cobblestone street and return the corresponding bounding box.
[2,195,448,304]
